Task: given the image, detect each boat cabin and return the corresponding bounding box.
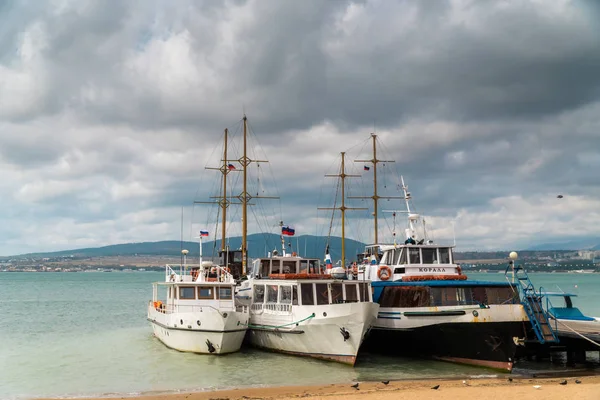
[364,243,461,282]
[150,263,239,314]
[545,293,596,322]
[251,280,373,311]
[250,255,324,278]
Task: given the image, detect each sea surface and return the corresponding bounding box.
[0,271,599,399]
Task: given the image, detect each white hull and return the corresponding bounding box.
[552,317,600,342]
[374,303,529,330]
[148,304,248,354]
[247,302,379,365]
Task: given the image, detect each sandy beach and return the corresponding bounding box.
[54,375,600,400]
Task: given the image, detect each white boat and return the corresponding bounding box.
[237,252,379,365]
[148,257,248,354]
[546,292,600,344]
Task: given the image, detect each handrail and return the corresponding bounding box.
[539,286,558,333]
[148,300,235,316]
[249,313,316,330]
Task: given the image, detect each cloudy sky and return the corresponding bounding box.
[1,0,600,256]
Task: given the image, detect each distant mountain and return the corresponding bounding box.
[525,238,600,251]
[7,234,367,262]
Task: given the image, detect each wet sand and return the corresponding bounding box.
[51,375,600,400]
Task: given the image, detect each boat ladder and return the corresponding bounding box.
[506,264,559,344]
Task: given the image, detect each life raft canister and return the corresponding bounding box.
[377,265,392,281]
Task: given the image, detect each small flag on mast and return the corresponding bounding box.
[364,165,370,171]
[227,163,236,170]
[200,231,209,237]
[282,226,295,236]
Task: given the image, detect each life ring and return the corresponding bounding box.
[457,265,462,275]
[223,266,231,274]
[377,265,392,281]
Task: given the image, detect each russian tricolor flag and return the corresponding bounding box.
[227,163,236,170]
[325,245,332,269]
[282,226,295,236]
[200,231,209,237]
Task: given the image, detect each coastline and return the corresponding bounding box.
[36,375,600,400]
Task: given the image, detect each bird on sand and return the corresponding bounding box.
[381,381,390,385]
[559,380,567,385]
[351,383,359,390]
[431,385,440,390]
[508,378,513,382]
[462,380,470,386]
[575,380,582,384]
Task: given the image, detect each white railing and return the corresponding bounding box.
[164,264,235,283]
[148,300,235,315]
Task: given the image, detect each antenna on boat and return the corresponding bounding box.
[319,152,367,267]
[350,133,402,245]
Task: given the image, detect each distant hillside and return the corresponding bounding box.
[526,238,600,251]
[8,234,367,262]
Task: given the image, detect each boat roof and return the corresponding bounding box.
[544,292,578,297]
[372,280,513,287]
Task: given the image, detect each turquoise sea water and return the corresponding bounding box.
[0,271,599,399]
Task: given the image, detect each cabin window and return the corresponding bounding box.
[254,285,265,303]
[330,283,343,304]
[379,286,430,307]
[309,260,319,273]
[315,283,329,305]
[394,267,406,274]
[430,287,459,306]
[292,286,298,305]
[456,288,472,305]
[422,248,437,264]
[179,286,196,300]
[299,260,309,274]
[408,248,421,264]
[472,287,487,304]
[380,251,389,264]
[392,249,401,265]
[280,286,292,304]
[198,286,214,299]
[300,283,314,305]
[485,287,518,305]
[260,260,270,277]
[267,285,278,303]
[344,283,358,302]
[399,249,407,264]
[439,248,450,264]
[271,260,281,275]
[217,287,232,300]
[282,261,296,274]
[358,283,370,302]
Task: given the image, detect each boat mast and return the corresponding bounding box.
[320,152,366,267]
[235,115,277,275]
[242,116,248,274]
[351,133,399,245]
[221,128,228,251]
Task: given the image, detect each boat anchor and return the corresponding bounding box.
[340,327,350,341]
[206,339,216,353]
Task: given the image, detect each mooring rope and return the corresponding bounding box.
[555,318,600,348]
[248,313,316,330]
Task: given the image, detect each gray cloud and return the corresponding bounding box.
[1,0,600,255]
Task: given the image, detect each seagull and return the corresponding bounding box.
[559,380,567,385]
[508,378,513,382]
[351,383,359,390]
[381,381,390,385]
[575,380,582,384]
[462,380,470,386]
[431,385,440,390]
